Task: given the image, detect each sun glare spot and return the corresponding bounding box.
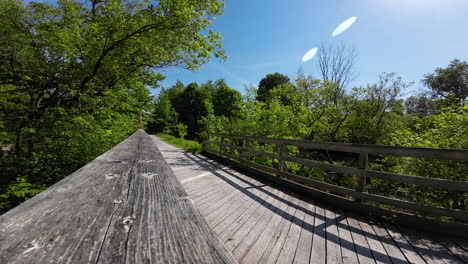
[332,16,357,37]
[302,48,318,62]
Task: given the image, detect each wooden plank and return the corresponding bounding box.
[161,134,468,264]
[241,191,293,264]
[310,204,327,264]
[204,188,254,226]
[325,207,343,264]
[229,189,285,257]
[177,168,214,181]
[358,219,392,264]
[453,239,468,252]
[195,167,267,213]
[413,232,464,264]
[213,185,271,236]
[231,189,288,260]
[334,210,359,264]
[181,169,225,188]
[91,132,237,264]
[398,226,446,264]
[370,223,409,264]
[199,182,250,216]
[195,182,234,207]
[205,150,468,239]
[184,173,221,192]
[198,188,239,214]
[276,198,307,263]
[218,186,277,243]
[206,148,278,175]
[293,200,316,264]
[196,165,272,225]
[209,134,468,161]
[0,130,237,264]
[190,177,230,200]
[346,216,376,264]
[381,222,427,264]
[258,196,299,264]
[438,239,468,263]
[206,179,269,229]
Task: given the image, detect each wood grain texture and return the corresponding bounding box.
[0,130,237,264]
[154,135,468,264]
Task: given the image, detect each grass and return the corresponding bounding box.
[156,133,203,153]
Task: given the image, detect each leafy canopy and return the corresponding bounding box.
[0,0,226,212]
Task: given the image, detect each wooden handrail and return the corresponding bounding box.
[204,134,468,224]
[0,130,236,264]
[209,133,468,161]
[206,141,468,192]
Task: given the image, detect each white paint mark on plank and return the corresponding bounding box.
[141,173,158,179]
[180,171,213,183]
[105,173,120,180]
[23,240,40,254]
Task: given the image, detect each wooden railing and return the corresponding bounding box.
[204,134,468,228]
[0,130,236,264]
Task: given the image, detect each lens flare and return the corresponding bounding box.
[302,48,318,62]
[332,16,357,37]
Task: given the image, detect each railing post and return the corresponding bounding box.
[241,139,247,159]
[277,143,287,176]
[138,112,142,128]
[356,152,368,202]
[220,137,225,154]
[202,134,210,151]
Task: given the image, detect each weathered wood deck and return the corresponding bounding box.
[0,130,236,264]
[152,135,468,264]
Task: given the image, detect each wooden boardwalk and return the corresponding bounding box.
[0,131,236,264]
[151,135,468,264]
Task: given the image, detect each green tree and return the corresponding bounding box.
[0,0,225,212]
[346,72,407,144]
[405,94,438,116]
[422,59,468,107]
[0,0,225,152]
[148,90,178,134]
[172,83,209,140]
[212,79,241,117]
[256,72,290,102]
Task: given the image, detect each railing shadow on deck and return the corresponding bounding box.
[203,134,468,238]
[178,151,459,263]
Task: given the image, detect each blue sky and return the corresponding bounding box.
[159,0,468,96]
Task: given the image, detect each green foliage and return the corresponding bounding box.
[405,94,438,116]
[422,59,468,107]
[152,64,466,214]
[0,177,46,212]
[256,72,291,102]
[212,79,242,118]
[148,79,241,140]
[157,133,203,154]
[202,70,466,212]
[374,106,468,210]
[148,89,179,134]
[0,0,225,212]
[175,123,188,139]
